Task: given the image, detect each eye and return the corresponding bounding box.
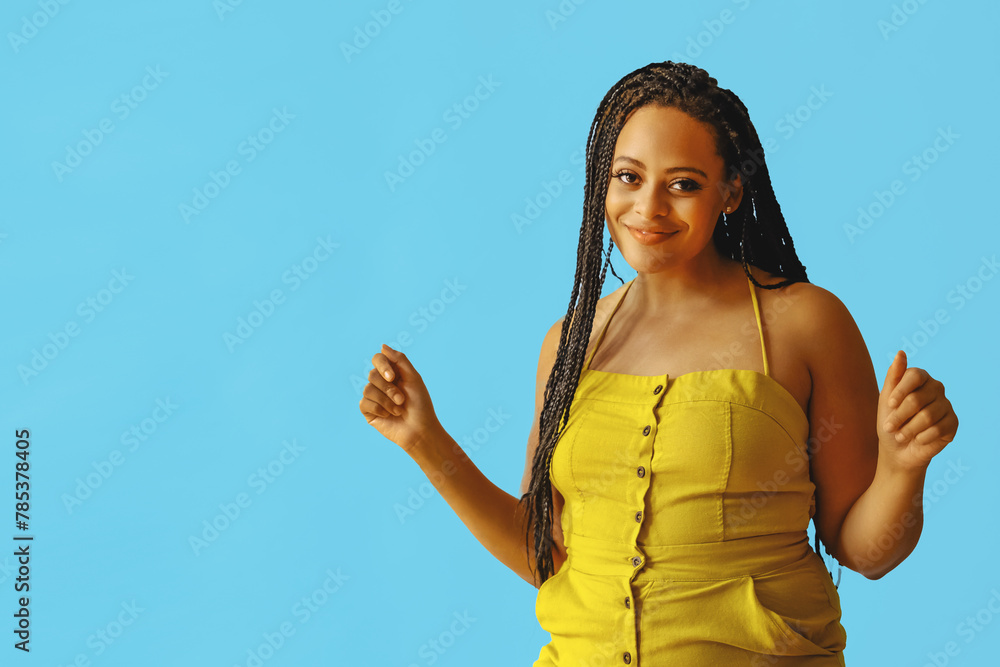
[611,169,639,185]
[674,179,703,192]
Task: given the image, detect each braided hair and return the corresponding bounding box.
[517,61,819,587]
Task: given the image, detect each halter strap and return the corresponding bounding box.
[747,273,770,377]
[583,279,636,371]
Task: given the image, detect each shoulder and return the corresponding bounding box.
[783,280,858,344]
[748,265,855,337]
[747,265,869,386]
[547,280,631,343]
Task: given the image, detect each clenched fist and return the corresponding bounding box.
[359,343,444,455]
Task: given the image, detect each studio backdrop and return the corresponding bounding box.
[1,1,997,666]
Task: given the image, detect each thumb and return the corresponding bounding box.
[881,349,907,399]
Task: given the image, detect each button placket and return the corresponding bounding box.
[632,380,660,538]
[623,377,667,665]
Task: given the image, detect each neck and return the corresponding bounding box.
[628,253,748,319]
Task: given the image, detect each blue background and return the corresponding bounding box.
[1,1,997,665]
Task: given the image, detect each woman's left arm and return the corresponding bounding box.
[835,347,958,578]
[795,285,959,580]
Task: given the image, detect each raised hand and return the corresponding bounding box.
[876,350,959,472]
[359,343,444,455]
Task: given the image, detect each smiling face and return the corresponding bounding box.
[605,104,743,273]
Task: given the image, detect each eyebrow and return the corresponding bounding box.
[613,156,708,179]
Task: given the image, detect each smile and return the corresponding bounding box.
[624,223,678,245]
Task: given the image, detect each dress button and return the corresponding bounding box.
[653,384,663,394]
[623,652,632,664]
[635,510,642,522]
[624,596,630,609]
[637,466,645,478]
[642,425,651,436]
[631,556,642,567]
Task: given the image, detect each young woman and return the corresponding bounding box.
[360,61,959,665]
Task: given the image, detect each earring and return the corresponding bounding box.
[726,206,731,213]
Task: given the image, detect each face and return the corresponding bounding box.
[604,104,742,273]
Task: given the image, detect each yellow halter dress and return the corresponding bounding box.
[533,274,848,666]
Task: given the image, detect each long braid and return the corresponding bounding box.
[518,71,630,585]
[517,61,815,587]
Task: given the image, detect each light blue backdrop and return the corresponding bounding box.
[1,1,997,665]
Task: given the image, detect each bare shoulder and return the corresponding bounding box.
[547,281,632,347]
[748,265,849,333]
[751,266,868,378]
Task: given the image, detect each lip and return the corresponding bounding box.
[624,223,679,245]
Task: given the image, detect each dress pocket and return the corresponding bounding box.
[534,561,571,633]
[741,572,843,657]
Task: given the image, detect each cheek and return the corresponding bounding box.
[676,198,715,224]
[604,189,629,218]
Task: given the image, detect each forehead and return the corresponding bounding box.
[614,104,721,166]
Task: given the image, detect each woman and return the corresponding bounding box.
[359,61,959,665]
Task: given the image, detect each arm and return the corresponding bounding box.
[798,285,941,580]
[407,317,568,588]
[832,347,957,579]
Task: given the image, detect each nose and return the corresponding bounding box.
[633,181,671,220]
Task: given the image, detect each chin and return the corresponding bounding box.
[619,247,679,273]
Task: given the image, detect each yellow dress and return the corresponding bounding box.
[534,275,848,666]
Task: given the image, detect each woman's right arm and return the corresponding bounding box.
[361,318,568,588]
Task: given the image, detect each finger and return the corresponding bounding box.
[903,407,954,448]
[360,393,394,420]
[884,381,937,433]
[382,343,419,378]
[881,350,906,405]
[910,410,958,448]
[359,395,395,421]
[890,396,948,441]
[363,382,403,417]
[888,365,930,412]
[369,367,406,405]
[373,347,396,382]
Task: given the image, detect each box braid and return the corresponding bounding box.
[518,61,831,588]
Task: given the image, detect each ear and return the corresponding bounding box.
[723,173,744,213]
